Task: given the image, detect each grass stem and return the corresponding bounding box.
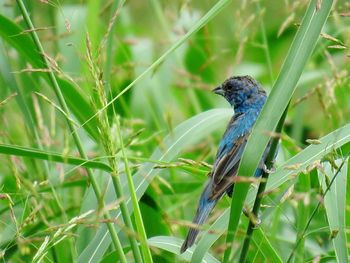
[256,2,274,85]
[116,117,154,263]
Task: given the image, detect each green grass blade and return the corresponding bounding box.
[0,15,41,66]
[293,170,311,262]
[0,43,40,146]
[224,1,333,261]
[252,228,283,263]
[116,117,153,263]
[318,159,349,263]
[262,126,350,196]
[0,143,112,172]
[148,236,219,263]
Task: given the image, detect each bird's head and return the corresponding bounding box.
[212,75,266,109]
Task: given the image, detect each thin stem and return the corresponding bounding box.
[239,104,289,263]
[15,1,126,262]
[103,0,126,90]
[102,0,129,147]
[286,158,347,263]
[103,0,129,116]
[116,117,153,263]
[256,2,274,85]
[110,173,143,263]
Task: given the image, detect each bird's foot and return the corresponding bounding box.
[252,216,261,229]
[243,208,261,228]
[243,207,249,217]
[263,164,276,174]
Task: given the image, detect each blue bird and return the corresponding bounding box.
[181,75,271,253]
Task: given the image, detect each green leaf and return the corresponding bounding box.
[224,1,333,261]
[318,159,349,263]
[140,195,171,237]
[0,15,42,66]
[100,247,131,263]
[0,143,112,172]
[0,14,99,141]
[252,228,283,263]
[148,236,219,263]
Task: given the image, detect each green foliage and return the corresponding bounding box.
[0,0,349,262]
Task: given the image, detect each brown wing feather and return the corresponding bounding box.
[208,134,249,200]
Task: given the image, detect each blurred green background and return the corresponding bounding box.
[0,0,349,262]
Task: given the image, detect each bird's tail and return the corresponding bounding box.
[180,194,217,253]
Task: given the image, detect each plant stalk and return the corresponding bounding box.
[256,1,274,85]
[116,117,153,263]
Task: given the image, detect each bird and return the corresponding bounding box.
[180,75,272,253]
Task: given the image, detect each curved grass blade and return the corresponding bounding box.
[192,121,350,262]
[318,159,348,263]
[148,236,219,263]
[262,123,350,195]
[0,143,112,172]
[252,228,283,263]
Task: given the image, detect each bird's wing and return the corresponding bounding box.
[208,112,250,200]
[209,133,248,200]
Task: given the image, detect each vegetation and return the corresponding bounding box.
[0,0,349,262]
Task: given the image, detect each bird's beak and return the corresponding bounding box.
[212,85,225,96]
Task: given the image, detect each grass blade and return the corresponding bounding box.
[252,228,283,263]
[0,143,112,172]
[239,106,287,262]
[318,159,349,263]
[148,236,219,263]
[116,117,152,262]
